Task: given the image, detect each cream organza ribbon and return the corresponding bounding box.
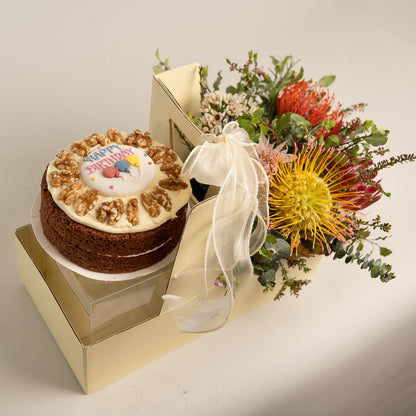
[162,122,269,333]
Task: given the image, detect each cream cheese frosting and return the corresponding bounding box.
[46,132,191,234]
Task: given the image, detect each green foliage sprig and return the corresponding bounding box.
[330,215,395,282]
[370,153,416,175]
[153,49,171,74]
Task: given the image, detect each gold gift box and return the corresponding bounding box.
[14,63,320,394]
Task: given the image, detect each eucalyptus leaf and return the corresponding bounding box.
[268,229,286,240]
[253,263,264,271]
[334,249,346,259]
[201,66,209,78]
[264,237,291,261]
[259,246,273,260]
[253,108,265,119]
[290,113,310,127]
[371,264,381,278]
[266,234,277,244]
[379,247,392,257]
[318,75,336,87]
[258,269,277,286]
[349,125,366,139]
[326,135,339,146]
[238,114,252,129]
[365,134,388,146]
[274,239,291,257]
[275,113,291,130]
[380,263,389,275]
[153,65,164,74]
[355,229,371,239]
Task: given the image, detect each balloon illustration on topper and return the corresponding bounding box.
[81,145,155,197]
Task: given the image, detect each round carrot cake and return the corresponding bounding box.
[40,128,191,273]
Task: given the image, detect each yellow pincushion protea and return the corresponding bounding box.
[269,143,359,256]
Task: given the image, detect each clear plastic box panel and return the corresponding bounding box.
[57,263,172,344]
[16,224,173,345]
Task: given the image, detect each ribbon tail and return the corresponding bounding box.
[162,294,232,333]
[250,214,268,256]
[162,122,269,333]
[162,265,234,333]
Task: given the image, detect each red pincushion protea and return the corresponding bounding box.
[277,80,344,138]
[348,181,382,210]
[337,158,382,210]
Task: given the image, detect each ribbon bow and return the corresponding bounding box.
[162,122,269,332]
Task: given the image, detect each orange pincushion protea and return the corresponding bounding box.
[277,80,344,138]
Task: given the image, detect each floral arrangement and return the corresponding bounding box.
[154,50,415,299]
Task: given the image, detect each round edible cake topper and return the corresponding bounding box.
[80,144,155,197]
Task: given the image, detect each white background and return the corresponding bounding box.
[1,0,416,415]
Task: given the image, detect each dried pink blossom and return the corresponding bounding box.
[256,133,292,174]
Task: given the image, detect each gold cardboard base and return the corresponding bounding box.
[15,224,320,394]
